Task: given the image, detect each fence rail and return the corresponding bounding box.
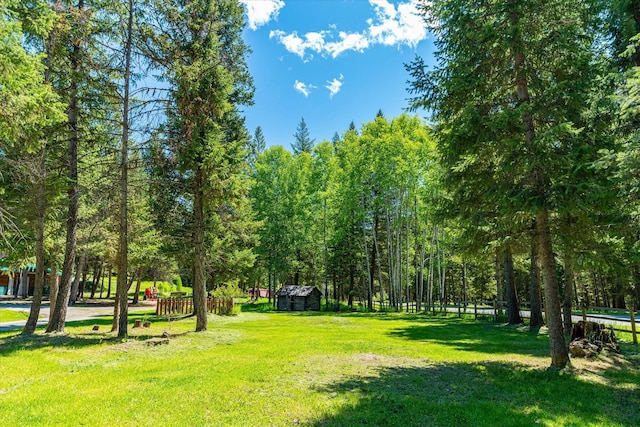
[156,297,234,316]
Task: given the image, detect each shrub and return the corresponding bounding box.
[173,276,183,292]
[210,283,244,299]
[156,281,174,297]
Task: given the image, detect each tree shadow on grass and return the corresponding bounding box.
[310,360,640,427]
[0,312,179,356]
[270,310,550,357]
[388,322,551,358]
[239,301,276,313]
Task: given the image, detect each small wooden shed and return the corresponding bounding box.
[276,286,321,311]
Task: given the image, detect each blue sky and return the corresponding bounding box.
[239,0,435,150]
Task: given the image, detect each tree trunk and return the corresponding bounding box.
[600,273,609,308]
[23,150,47,335]
[132,265,143,304]
[112,293,119,333]
[69,249,87,305]
[510,7,568,368]
[194,167,208,332]
[427,226,436,310]
[373,215,384,308]
[19,269,28,298]
[348,265,354,308]
[537,209,569,368]
[504,244,522,324]
[90,262,102,299]
[80,268,87,299]
[323,199,329,310]
[46,0,83,333]
[268,269,272,305]
[406,209,410,312]
[370,214,377,307]
[461,260,468,308]
[495,248,503,304]
[563,252,575,335]
[105,267,113,299]
[117,0,134,339]
[99,267,105,298]
[48,263,59,325]
[294,250,300,287]
[362,197,373,311]
[529,233,544,329]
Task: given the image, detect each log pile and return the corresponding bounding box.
[569,321,620,358]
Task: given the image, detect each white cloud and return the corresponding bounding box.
[269,0,427,60]
[271,29,368,60]
[293,80,316,97]
[326,74,344,98]
[241,0,285,31]
[325,32,370,58]
[270,30,306,58]
[370,0,397,19]
[368,0,427,47]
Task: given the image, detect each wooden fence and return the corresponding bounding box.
[156,297,234,316]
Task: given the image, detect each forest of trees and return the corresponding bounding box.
[2,0,640,367]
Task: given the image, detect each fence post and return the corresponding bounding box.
[458,299,461,318]
[493,298,498,322]
[630,302,638,346]
[474,299,478,320]
[582,300,587,324]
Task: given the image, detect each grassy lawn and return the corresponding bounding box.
[0,305,639,427]
[0,308,31,323]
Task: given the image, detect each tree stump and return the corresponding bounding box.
[143,321,151,328]
[569,321,620,357]
[133,319,142,328]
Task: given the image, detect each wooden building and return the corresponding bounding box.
[0,265,60,297]
[276,286,321,311]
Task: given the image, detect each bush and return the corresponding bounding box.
[210,283,244,299]
[156,281,175,297]
[173,276,183,293]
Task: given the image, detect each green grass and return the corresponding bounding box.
[1,308,639,426]
[0,308,31,323]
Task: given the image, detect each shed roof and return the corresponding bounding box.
[276,285,318,297]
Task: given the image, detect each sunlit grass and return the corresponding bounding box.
[0,308,31,323]
[0,308,638,426]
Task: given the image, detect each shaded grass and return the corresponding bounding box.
[0,309,639,426]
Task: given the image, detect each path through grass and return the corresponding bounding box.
[0,308,638,426]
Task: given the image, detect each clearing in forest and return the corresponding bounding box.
[0,308,638,426]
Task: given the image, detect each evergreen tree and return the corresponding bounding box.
[143,0,254,332]
[0,0,65,334]
[248,125,266,167]
[292,117,315,154]
[348,120,358,135]
[407,0,601,368]
[331,132,340,147]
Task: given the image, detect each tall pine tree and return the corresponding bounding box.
[408,0,600,368]
[292,117,315,154]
